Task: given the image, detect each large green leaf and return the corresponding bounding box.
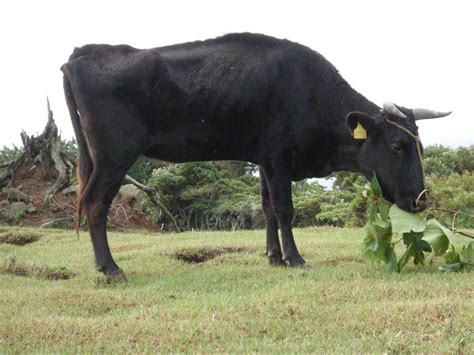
[398,242,415,270]
[397,233,429,269]
[362,239,380,262]
[370,174,382,198]
[362,224,392,263]
[373,218,391,237]
[419,240,432,253]
[378,203,390,222]
[385,245,399,272]
[423,219,451,256]
[424,219,454,241]
[389,205,426,234]
[444,246,461,264]
[413,244,426,265]
[364,221,376,240]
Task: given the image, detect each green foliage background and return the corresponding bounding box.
[0,145,22,164]
[140,144,474,231]
[2,141,472,231]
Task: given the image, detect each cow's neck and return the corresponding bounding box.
[328,139,364,173]
[330,83,381,118]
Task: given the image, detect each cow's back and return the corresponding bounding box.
[61,33,364,165]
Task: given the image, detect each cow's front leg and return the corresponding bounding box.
[260,167,284,266]
[265,166,307,267]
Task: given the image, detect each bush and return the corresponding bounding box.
[427,173,474,228]
[423,145,474,176]
[0,145,22,164]
[147,162,263,231]
[314,191,353,227]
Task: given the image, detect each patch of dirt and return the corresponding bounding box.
[0,232,40,246]
[0,257,75,280]
[171,247,256,264]
[0,164,158,232]
[323,255,365,266]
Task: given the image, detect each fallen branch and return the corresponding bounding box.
[40,216,74,228]
[426,207,474,239]
[454,229,474,240]
[123,175,180,232]
[427,207,474,219]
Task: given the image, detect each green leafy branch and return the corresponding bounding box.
[361,175,473,272]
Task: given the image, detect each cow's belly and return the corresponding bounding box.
[144,126,259,164]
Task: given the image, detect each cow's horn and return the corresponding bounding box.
[412,108,452,121]
[383,102,407,119]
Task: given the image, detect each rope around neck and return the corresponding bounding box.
[383,116,427,206]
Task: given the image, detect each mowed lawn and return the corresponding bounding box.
[0,226,472,353]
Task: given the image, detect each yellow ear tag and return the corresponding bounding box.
[353,122,367,140]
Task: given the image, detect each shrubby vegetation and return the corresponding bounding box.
[146,165,368,230]
[427,173,474,228]
[146,162,263,231]
[0,145,22,164]
[144,144,474,231]
[423,144,474,176]
[1,141,472,230]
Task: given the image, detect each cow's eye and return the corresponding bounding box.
[391,142,402,154]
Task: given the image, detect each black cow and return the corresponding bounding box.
[61,33,450,282]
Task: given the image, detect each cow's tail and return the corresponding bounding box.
[62,65,93,235]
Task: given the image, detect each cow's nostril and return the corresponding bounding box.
[417,199,427,211]
[410,198,427,212]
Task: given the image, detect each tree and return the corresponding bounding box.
[423,145,474,177]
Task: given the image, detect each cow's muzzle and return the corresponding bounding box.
[398,192,427,213]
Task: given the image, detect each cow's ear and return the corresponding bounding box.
[346,111,375,134]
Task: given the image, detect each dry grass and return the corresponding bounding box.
[0,226,472,352]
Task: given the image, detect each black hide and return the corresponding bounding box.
[62,33,427,278]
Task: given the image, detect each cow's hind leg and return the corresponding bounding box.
[83,164,133,282]
[78,106,149,282]
[260,167,284,266]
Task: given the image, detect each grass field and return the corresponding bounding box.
[0,226,473,353]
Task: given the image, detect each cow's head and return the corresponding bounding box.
[347,102,451,212]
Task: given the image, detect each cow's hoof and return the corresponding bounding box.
[106,268,128,284]
[284,256,310,268]
[268,254,285,267]
[297,262,312,269]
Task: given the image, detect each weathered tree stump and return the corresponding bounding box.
[15,98,76,204]
[0,98,179,231]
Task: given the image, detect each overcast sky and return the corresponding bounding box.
[0,0,472,149]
